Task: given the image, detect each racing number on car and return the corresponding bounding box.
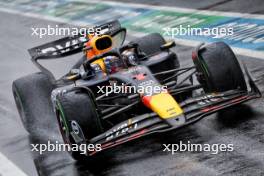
[106,119,138,141]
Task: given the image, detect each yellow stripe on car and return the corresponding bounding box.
[143,92,183,119]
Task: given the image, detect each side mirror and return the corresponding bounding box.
[160,41,176,50]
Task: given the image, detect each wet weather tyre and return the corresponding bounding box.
[131,33,166,55]
[132,33,180,79]
[12,72,54,132]
[56,90,103,161]
[193,42,247,92]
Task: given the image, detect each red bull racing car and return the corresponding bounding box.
[12,20,261,160]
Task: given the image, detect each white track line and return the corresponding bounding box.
[0,152,28,176]
[88,0,264,19]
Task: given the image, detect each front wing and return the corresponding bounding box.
[85,67,261,156]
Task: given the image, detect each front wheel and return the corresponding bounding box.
[55,90,103,161]
[193,42,247,93]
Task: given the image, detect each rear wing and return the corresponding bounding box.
[28,20,123,79]
[28,35,87,60]
[28,20,122,60]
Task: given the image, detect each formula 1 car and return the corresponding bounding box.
[12,20,261,160]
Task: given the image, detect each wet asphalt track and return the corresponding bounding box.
[0,1,264,176]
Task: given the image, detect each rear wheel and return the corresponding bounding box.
[56,90,103,161]
[12,72,54,132]
[193,42,247,92]
[132,33,180,79]
[132,33,166,55]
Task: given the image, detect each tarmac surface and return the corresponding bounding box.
[0,1,264,176]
